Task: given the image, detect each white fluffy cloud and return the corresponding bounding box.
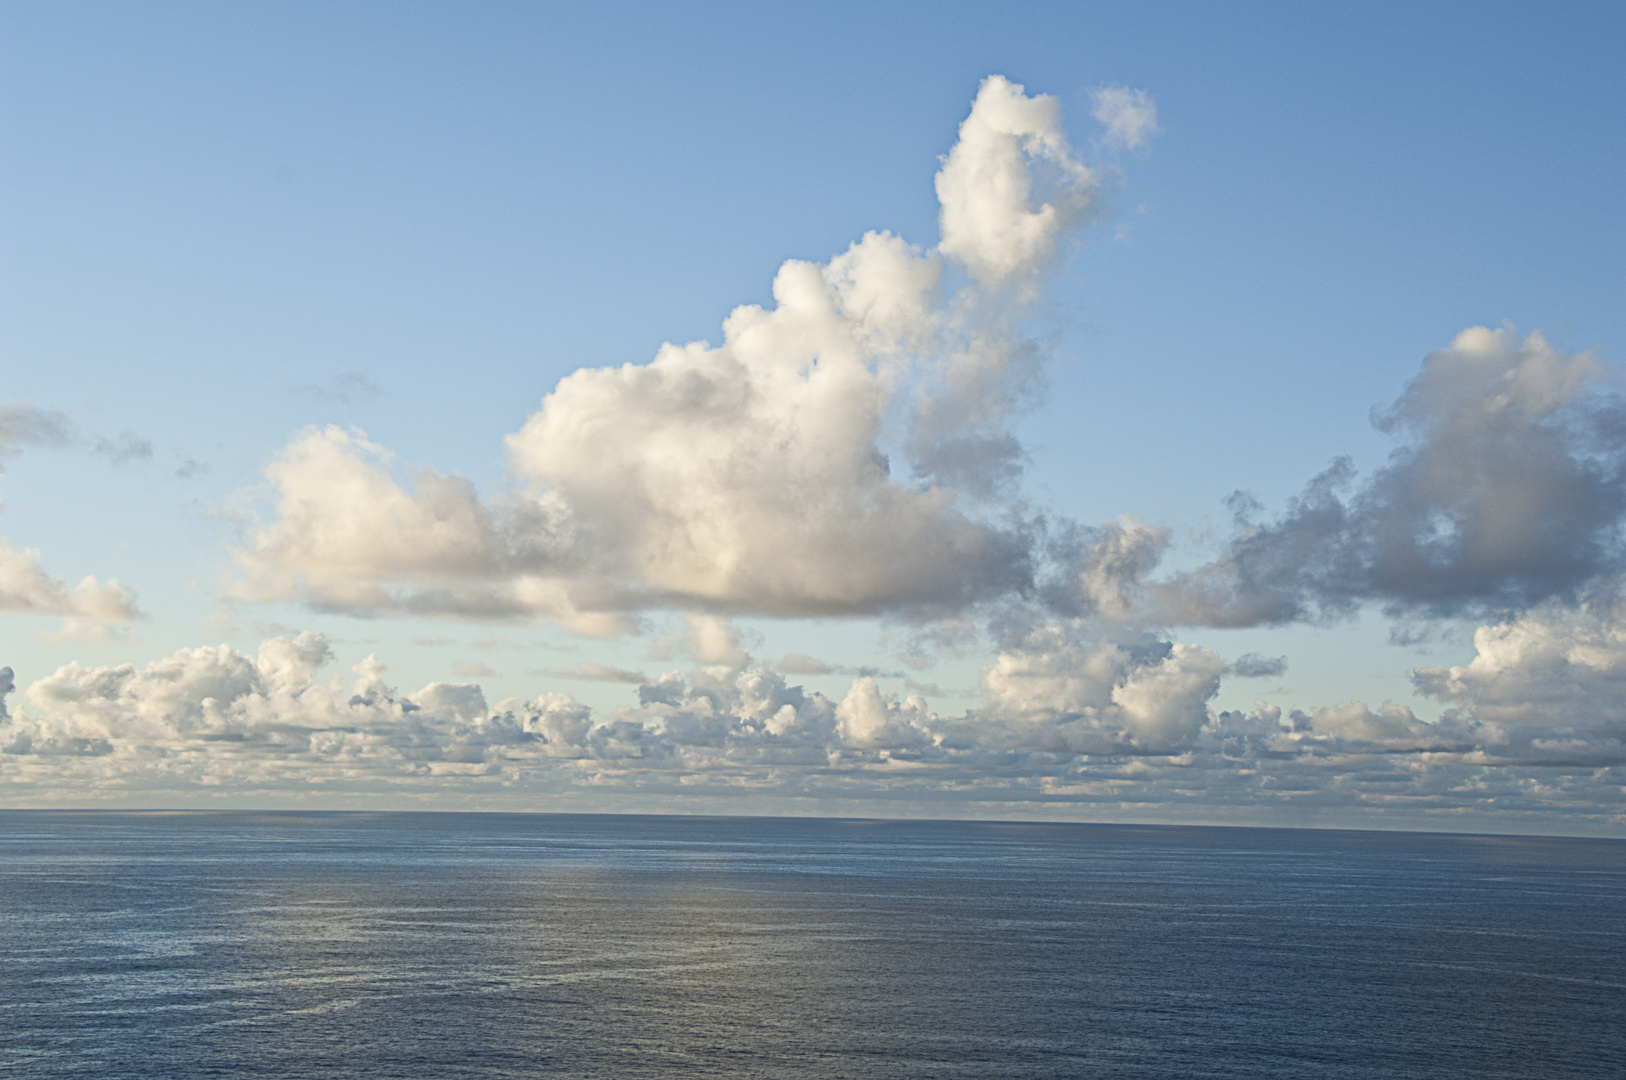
[1407,588,1626,766]
[0,537,139,628]
[1195,587,1626,774]
[835,677,936,751]
[503,229,1025,617]
[231,76,1125,627]
[936,75,1097,285]
[2,624,1622,829]
[0,632,590,772]
[226,426,554,617]
[980,617,1224,754]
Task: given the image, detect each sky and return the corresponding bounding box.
[2,1,1624,833]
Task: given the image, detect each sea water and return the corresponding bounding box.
[0,812,1621,1078]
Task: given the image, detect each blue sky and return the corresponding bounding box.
[2,2,1624,830]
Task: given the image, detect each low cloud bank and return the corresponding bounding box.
[2,622,1619,827]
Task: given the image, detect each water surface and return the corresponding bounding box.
[1,812,1621,1078]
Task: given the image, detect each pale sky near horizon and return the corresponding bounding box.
[3,2,1624,831]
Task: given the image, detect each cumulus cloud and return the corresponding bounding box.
[1152,327,1626,628]
[835,677,936,751]
[0,538,139,624]
[1045,515,1170,619]
[0,403,144,633]
[1281,700,1473,753]
[224,426,610,627]
[4,627,1623,827]
[979,617,1224,754]
[674,614,751,667]
[114,76,1623,827]
[1197,590,1626,772]
[1091,85,1160,150]
[231,76,1106,627]
[1406,587,1626,765]
[936,75,1098,285]
[0,633,588,770]
[0,633,846,788]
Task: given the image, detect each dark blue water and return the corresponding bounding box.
[0,813,1621,1079]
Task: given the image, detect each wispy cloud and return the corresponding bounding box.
[528,662,649,684]
[0,403,73,456]
[1091,85,1160,150]
[291,372,384,406]
[93,432,155,467]
[778,653,904,679]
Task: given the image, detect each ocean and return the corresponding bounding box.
[0,812,1621,1078]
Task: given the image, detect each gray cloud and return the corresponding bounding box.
[1406,585,1626,766]
[1153,328,1626,628]
[1042,515,1169,620]
[93,432,155,467]
[0,403,73,466]
[291,372,384,405]
[2,402,182,479]
[1231,653,1288,679]
[778,653,905,679]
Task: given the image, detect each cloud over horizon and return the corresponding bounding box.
[1,626,1619,828]
[5,73,1624,830]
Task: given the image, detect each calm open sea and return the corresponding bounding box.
[0,812,1621,1079]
